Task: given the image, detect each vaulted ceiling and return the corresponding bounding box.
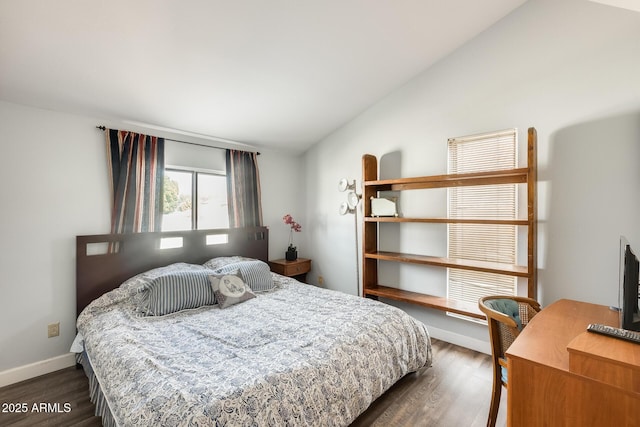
[0,0,528,152]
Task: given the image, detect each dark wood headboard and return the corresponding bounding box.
[76,227,269,316]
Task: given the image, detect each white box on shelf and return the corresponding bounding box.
[370,197,398,217]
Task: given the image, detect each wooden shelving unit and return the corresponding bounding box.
[362,128,537,319]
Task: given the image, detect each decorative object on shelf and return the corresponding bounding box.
[338,178,362,296]
[370,196,398,217]
[282,214,301,261]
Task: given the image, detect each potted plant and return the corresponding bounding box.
[283,214,301,261]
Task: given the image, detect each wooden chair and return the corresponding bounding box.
[478,295,541,427]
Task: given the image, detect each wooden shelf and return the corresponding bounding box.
[364,285,485,319]
[361,127,538,314]
[364,168,528,191]
[365,217,529,226]
[365,251,530,277]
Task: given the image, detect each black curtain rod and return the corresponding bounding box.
[96,126,260,155]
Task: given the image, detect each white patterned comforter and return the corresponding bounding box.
[77,271,432,426]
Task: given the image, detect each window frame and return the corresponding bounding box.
[446,128,519,322]
[162,166,228,231]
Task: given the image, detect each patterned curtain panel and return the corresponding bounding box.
[106,129,165,233]
[226,149,263,227]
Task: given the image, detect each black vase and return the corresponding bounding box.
[286,249,298,261]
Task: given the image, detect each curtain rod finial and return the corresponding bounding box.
[96,125,106,131]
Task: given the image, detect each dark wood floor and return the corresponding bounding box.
[0,339,505,426]
[352,338,506,426]
[0,363,102,427]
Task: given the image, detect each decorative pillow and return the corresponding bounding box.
[209,272,255,309]
[137,270,217,316]
[213,260,275,292]
[202,256,255,270]
[121,263,206,293]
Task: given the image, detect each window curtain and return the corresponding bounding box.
[226,149,263,227]
[106,129,165,233]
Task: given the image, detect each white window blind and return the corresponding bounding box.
[447,129,518,316]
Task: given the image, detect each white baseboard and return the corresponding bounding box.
[427,325,492,355]
[0,353,76,388]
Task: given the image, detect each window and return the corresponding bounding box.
[162,168,229,231]
[447,129,518,318]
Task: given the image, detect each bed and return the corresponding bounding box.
[74,227,432,426]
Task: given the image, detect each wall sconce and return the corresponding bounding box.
[338,178,361,215]
[338,178,362,296]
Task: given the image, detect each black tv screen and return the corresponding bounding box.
[619,236,640,331]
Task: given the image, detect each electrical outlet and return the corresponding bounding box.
[318,275,324,285]
[48,322,60,338]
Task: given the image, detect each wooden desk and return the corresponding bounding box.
[506,299,640,426]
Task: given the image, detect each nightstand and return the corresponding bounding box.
[268,258,311,283]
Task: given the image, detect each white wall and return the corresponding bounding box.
[302,0,640,351]
[0,100,304,383]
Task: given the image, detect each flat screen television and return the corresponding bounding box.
[619,236,640,331]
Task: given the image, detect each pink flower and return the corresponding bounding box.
[283,214,302,232]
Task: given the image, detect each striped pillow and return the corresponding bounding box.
[202,256,254,270]
[214,260,275,292]
[138,270,218,316]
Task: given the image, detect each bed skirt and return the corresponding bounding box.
[76,352,115,427]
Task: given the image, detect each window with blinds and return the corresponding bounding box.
[447,129,518,319]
